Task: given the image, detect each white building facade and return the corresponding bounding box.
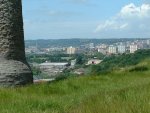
[130,44,138,53]
[108,45,117,54]
[67,46,76,54]
[117,45,126,54]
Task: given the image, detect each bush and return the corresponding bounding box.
[129,66,149,72]
[55,73,70,81]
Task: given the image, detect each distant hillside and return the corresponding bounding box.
[92,49,150,74]
[25,38,142,48]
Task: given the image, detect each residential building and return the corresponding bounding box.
[67,46,76,54]
[130,44,138,53]
[117,45,126,54]
[87,59,102,65]
[108,45,117,54]
[96,44,108,55]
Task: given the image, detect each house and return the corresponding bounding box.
[87,59,102,65]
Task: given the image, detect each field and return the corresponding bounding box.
[0,59,150,113]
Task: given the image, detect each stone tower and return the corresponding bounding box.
[0,0,33,86]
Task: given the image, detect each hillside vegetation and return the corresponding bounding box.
[92,49,150,74]
[0,50,150,113]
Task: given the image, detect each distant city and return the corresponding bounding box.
[25,38,150,55]
[25,38,150,80]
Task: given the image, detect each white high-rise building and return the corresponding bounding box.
[67,46,76,54]
[130,44,138,53]
[108,45,117,54]
[117,45,126,54]
[146,39,150,45]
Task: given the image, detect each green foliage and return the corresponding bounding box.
[104,49,150,66]
[92,49,150,74]
[31,66,41,76]
[55,69,71,81]
[26,54,70,63]
[91,63,111,74]
[129,65,149,72]
[55,74,69,81]
[76,54,86,65]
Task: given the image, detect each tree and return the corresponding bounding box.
[76,54,85,65]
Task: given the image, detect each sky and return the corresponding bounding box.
[22,0,150,39]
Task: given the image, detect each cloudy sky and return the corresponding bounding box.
[22,0,150,39]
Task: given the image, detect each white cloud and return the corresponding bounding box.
[95,3,150,38]
[119,3,150,18]
[95,21,128,32]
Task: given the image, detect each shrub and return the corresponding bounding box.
[129,65,149,72]
[55,74,69,81]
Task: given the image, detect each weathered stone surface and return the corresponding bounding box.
[0,0,33,86]
[0,60,33,87]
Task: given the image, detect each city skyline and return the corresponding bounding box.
[23,0,150,39]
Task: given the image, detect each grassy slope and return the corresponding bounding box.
[0,59,150,113]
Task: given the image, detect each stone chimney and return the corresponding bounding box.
[0,0,33,86]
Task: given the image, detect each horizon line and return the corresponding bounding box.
[25,38,150,41]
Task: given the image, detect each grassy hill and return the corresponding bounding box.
[92,49,150,74]
[0,52,150,113]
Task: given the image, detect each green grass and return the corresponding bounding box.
[1,60,150,113]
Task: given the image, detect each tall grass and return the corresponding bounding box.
[0,60,150,113]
